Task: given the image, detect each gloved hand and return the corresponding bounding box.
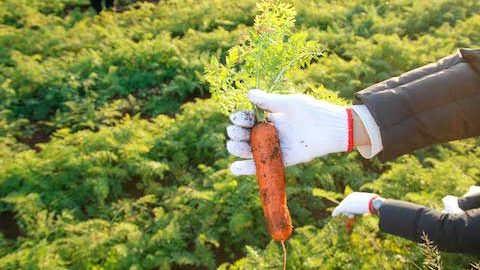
[464,185,480,197]
[332,192,380,217]
[442,195,464,214]
[442,185,480,214]
[226,89,353,176]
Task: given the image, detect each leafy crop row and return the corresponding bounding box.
[0,0,478,269]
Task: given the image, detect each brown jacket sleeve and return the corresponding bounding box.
[354,48,480,161]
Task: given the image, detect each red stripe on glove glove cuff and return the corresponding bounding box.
[368,195,379,214]
[346,108,353,152]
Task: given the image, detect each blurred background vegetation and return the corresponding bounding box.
[0,0,479,269]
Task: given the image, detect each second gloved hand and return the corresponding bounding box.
[442,185,480,214]
[227,89,352,176]
[332,192,380,217]
[442,195,464,214]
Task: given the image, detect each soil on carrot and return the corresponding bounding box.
[261,190,270,204]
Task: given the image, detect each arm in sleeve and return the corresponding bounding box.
[354,49,480,161]
[378,199,480,255]
[458,193,480,211]
[352,105,384,158]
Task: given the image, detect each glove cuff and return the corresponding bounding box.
[368,195,379,214]
[346,108,354,152]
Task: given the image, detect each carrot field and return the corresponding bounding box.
[0,0,479,269]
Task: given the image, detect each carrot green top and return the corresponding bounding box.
[203,1,323,115]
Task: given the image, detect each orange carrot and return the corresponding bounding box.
[250,122,293,241]
[345,216,356,231]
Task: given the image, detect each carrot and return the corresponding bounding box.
[345,216,356,231]
[250,122,293,242]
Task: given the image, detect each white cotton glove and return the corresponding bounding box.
[442,186,480,214]
[442,195,464,214]
[226,89,351,176]
[332,192,379,217]
[464,185,480,197]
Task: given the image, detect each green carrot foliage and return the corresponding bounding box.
[204,1,323,114]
